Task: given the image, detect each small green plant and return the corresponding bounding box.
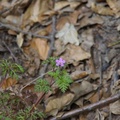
[0,59,24,79]
[35,79,51,93]
[16,107,45,120]
[35,57,73,93]
[0,92,45,120]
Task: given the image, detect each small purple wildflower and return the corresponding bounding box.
[56,58,66,67]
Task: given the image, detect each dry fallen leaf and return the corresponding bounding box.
[106,0,120,13]
[70,71,89,81]
[46,11,80,33]
[87,90,103,103]
[54,1,81,11]
[110,79,120,114]
[22,0,52,27]
[45,93,75,116]
[91,3,114,16]
[79,15,104,29]
[81,29,94,52]
[56,11,80,31]
[61,44,91,65]
[53,40,66,56]
[0,77,17,90]
[56,23,80,45]
[16,33,24,48]
[110,100,120,115]
[31,38,49,60]
[5,15,22,26]
[70,81,93,100]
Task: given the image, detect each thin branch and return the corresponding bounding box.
[50,93,120,120]
[20,69,55,92]
[0,0,24,15]
[29,14,57,113]
[0,22,50,39]
[40,15,57,75]
[2,41,18,63]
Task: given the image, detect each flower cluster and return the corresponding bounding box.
[56,58,65,67]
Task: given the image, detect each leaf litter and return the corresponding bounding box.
[0,0,120,120]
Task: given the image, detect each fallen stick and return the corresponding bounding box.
[50,93,120,120]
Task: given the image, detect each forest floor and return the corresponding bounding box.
[0,0,120,120]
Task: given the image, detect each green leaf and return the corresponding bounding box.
[55,71,73,92]
[35,79,51,93]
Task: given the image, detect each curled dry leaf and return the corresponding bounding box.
[0,77,17,90]
[54,1,81,11]
[70,71,89,81]
[8,30,17,35]
[70,81,93,100]
[79,15,104,29]
[91,3,114,16]
[110,100,120,115]
[110,79,120,114]
[22,0,52,27]
[46,10,80,34]
[89,73,100,80]
[87,90,103,103]
[53,40,66,56]
[106,0,120,13]
[5,15,22,26]
[31,38,49,60]
[81,29,94,52]
[117,24,120,31]
[56,11,80,31]
[56,23,80,45]
[45,93,75,116]
[61,44,91,65]
[16,33,24,48]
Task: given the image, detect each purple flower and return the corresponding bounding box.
[56,58,65,67]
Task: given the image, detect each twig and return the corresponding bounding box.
[2,41,18,63]
[29,3,57,113]
[0,22,50,39]
[20,69,55,92]
[29,14,57,113]
[0,0,23,15]
[40,15,57,75]
[50,93,120,120]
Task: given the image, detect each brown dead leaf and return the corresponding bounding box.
[61,44,91,65]
[54,1,81,11]
[56,11,80,31]
[81,29,94,52]
[89,73,100,80]
[22,0,52,27]
[106,0,120,13]
[110,79,120,114]
[31,38,49,60]
[70,71,89,81]
[53,40,66,56]
[91,3,114,16]
[45,93,74,116]
[70,81,93,100]
[0,77,17,90]
[111,79,120,95]
[79,113,88,120]
[8,30,17,35]
[56,23,80,45]
[46,11,80,34]
[87,90,103,103]
[5,15,22,26]
[95,110,108,120]
[110,100,120,115]
[16,33,24,48]
[79,15,104,29]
